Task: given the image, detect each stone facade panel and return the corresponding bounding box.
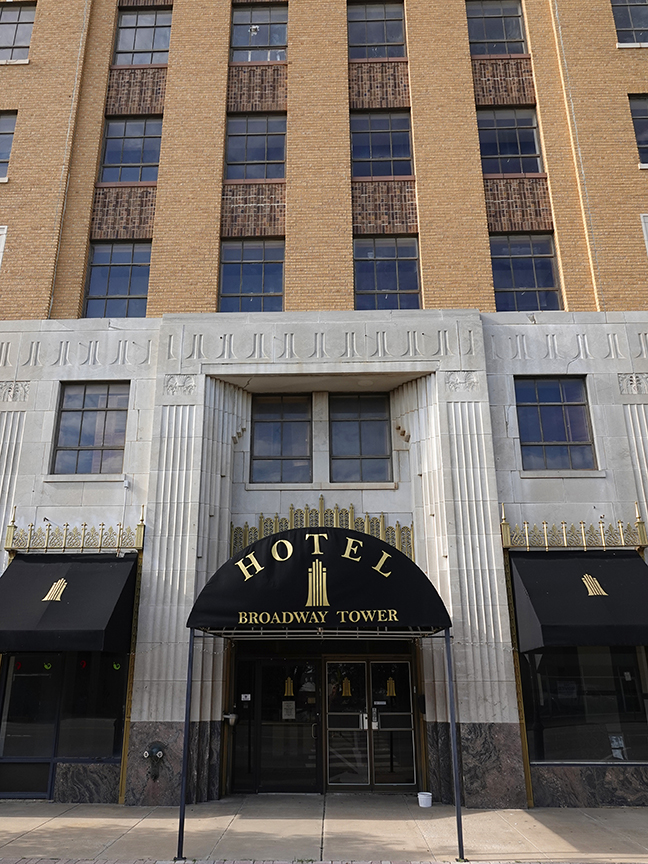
[221,182,286,236]
[484,177,553,232]
[472,57,535,106]
[352,179,418,234]
[348,60,410,109]
[91,186,157,239]
[105,67,167,115]
[227,64,287,112]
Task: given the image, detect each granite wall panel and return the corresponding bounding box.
[221,182,286,236]
[53,763,121,803]
[484,177,553,232]
[472,57,535,106]
[227,64,287,112]
[352,179,418,234]
[91,186,157,239]
[105,67,166,116]
[349,61,410,109]
[531,763,648,807]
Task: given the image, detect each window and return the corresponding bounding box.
[220,239,284,312]
[466,0,526,55]
[226,115,286,179]
[630,97,648,162]
[491,235,560,311]
[113,8,171,65]
[231,5,287,62]
[0,112,17,179]
[347,3,406,59]
[0,227,6,269]
[251,395,311,483]
[515,377,595,470]
[520,647,648,762]
[354,236,420,309]
[52,382,130,475]
[85,242,150,318]
[611,0,648,43]
[0,4,35,61]
[478,109,542,174]
[351,112,412,177]
[330,394,392,482]
[100,116,162,182]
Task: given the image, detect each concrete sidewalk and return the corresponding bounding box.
[1,794,648,863]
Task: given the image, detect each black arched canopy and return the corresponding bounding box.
[187,527,451,635]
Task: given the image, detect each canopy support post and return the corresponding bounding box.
[444,627,465,861]
[175,627,195,861]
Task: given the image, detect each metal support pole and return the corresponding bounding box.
[175,628,195,861]
[444,628,465,861]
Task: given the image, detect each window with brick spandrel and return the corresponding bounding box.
[113,8,171,65]
[491,234,561,312]
[351,112,412,177]
[466,0,526,55]
[353,236,420,310]
[0,4,35,62]
[226,115,286,179]
[84,242,150,319]
[220,239,284,312]
[478,108,542,174]
[231,5,287,62]
[347,3,406,59]
[100,117,162,182]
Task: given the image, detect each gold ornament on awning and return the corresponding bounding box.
[342,676,352,697]
[284,676,294,697]
[386,676,396,697]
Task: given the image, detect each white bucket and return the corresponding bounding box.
[417,791,432,808]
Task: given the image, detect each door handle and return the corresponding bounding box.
[311,723,317,739]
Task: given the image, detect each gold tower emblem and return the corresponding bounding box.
[41,578,67,602]
[305,560,329,607]
[581,573,608,596]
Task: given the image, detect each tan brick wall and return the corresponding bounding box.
[484,177,553,232]
[227,64,287,113]
[472,57,535,106]
[91,186,157,239]
[105,67,167,116]
[0,0,105,319]
[284,0,354,311]
[146,0,231,315]
[352,180,418,234]
[221,182,285,236]
[407,0,495,310]
[349,60,410,110]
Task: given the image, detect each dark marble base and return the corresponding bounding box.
[427,721,527,809]
[53,762,120,803]
[531,763,648,807]
[124,720,221,806]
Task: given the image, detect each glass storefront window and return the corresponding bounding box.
[520,646,648,762]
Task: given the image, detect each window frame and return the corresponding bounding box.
[466,0,527,56]
[611,0,648,44]
[0,3,35,63]
[51,382,131,476]
[350,111,413,178]
[112,7,172,66]
[329,393,393,483]
[514,377,597,472]
[0,227,6,269]
[225,114,286,180]
[490,233,561,312]
[0,112,17,180]
[478,108,543,176]
[630,96,648,163]
[250,394,312,484]
[230,4,287,63]
[219,238,284,313]
[347,2,407,60]
[84,241,150,319]
[99,116,163,184]
[353,235,421,310]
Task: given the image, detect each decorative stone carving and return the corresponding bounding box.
[619,373,648,395]
[0,381,29,402]
[445,371,478,391]
[164,374,197,396]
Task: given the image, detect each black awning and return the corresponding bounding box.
[0,552,138,653]
[187,527,451,636]
[510,549,648,652]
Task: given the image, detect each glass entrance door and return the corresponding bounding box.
[326,660,416,788]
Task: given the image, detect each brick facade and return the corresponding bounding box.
[352,180,418,235]
[91,186,157,239]
[105,67,167,116]
[484,177,553,233]
[472,57,535,106]
[348,61,410,110]
[227,64,287,113]
[220,182,286,236]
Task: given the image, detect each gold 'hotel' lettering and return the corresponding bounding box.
[237,609,398,624]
